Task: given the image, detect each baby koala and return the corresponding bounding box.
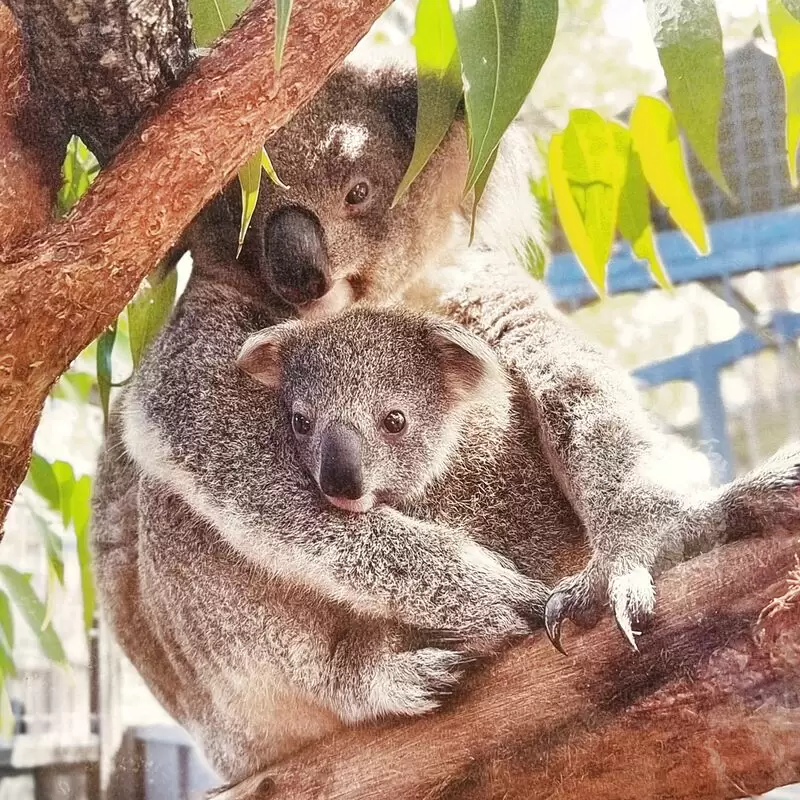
[237,306,591,599]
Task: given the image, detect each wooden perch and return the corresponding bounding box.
[231,531,800,800]
[0,0,391,526]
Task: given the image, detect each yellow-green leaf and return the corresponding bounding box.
[629,96,709,254]
[189,0,251,47]
[275,0,293,74]
[237,150,262,257]
[453,0,558,193]
[96,322,117,428]
[72,475,95,636]
[611,123,671,290]
[261,147,288,189]
[27,454,60,512]
[769,0,800,188]
[782,0,800,20]
[548,110,627,295]
[0,566,67,666]
[646,0,730,194]
[393,0,462,206]
[127,269,179,369]
[57,136,100,215]
[51,461,75,528]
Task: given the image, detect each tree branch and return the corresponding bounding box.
[232,532,800,800]
[0,0,391,527]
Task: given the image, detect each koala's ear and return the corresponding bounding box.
[428,319,509,406]
[237,323,299,388]
[376,69,419,145]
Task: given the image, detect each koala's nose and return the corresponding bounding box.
[263,205,331,305]
[319,423,364,501]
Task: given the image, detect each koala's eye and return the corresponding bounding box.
[291,412,312,436]
[382,410,406,435]
[345,181,370,206]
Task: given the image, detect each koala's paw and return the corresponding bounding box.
[544,564,655,655]
[366,647,466,719]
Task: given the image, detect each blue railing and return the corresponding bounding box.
[546,205,800,481]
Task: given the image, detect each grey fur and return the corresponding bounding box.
[91,64,800,789]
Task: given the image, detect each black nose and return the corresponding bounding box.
[263,206,330,305]
[319,423,364,500]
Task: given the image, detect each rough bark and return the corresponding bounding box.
[4,0,192,165]
[237,532,800,800]
[0,0,391,527]
[0,5,55,250]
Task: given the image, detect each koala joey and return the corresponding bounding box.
[238,304,800,649]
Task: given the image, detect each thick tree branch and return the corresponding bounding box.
[0,6,55,249]
[234,532,800,800]
[0,0,391,526]
[5,0,192,165]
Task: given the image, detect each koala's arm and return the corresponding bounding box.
[125,276,547,644]
[438,257,707,642]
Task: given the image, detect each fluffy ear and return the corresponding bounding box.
[237,322,300,388]
[427,319,509,406]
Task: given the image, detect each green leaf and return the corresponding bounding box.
[96,322,117,428]
[57,136,100,215]
[189,0,251,47]
[517,236,548,281]
[769,0,800,188]
[0,679,14,739]
[469,145,499,244]
[453,0,558,193]
[629,96,709,254]
[72,476,96,636]
[611,123,671,291]
[393,0,462,206]
[646,0,730,194]
[237,150,263,257]
[30,511,65,587]
[274,0,293,74]
[51,371,95,404]
[0,566,67,666]
[27,454,60,512]
[0,591,14,653]
[261,147,288,189]
[548,110,627,295]
[127,270,178,369]
[51,461,75,528]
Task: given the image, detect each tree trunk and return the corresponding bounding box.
[0,0,391,528]
[226,531,800,800]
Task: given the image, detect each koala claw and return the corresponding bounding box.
[544,566,655,654]
[543,593,569,656]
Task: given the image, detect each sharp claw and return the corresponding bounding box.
[544,594,568,656]
[613,609,640,652]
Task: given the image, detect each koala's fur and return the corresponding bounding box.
[91,64,800,789]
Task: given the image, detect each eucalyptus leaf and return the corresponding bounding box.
[261,147,288,189]
[769,0,800,188]
[0,566,67,665]
[57,136,100,215]
[51,461,76,528]
[0,592,14,652]
[548,110,627,295]
[611,123,671,290]
[629,96,709,254]
[30,511,65,587]
[393,0,462,205]
[238,150,263,257]
[646,0,730,194]
[72,476,96,636]
[0,680,14,739]
[469,146,499,244]
[453,0,558,193]
[275,0,293,74]
[189,0,251,47]
[96,322,117,428]
[27,454,60,512]
[127,270,179,369]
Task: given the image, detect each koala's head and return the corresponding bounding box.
[222,65,470,316]
[237,308,508,513]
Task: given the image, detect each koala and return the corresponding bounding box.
[91,62,800,788]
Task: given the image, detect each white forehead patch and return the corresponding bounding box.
[319,122,369,159]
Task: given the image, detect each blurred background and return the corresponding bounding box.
[3,0,800,797]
